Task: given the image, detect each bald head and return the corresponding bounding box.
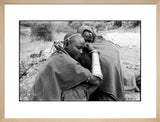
[64,33,85,60]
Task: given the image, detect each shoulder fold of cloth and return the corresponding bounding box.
[30,50,91,101]
[80,40,125,101]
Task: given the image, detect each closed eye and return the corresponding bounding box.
[77,46,83,50]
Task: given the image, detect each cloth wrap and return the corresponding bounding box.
[30,49,92,101]
[78,26,125,101]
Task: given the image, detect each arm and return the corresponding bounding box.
[84,43,103,85]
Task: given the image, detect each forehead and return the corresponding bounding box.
[71,36,85,45]
[83,31,93,37]
[83,30,92,34]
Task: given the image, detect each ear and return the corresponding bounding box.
[64,41,69,48]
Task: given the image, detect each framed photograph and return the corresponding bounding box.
[0,0,159,122]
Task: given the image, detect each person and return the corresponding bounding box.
[30,32,103,101]
[78,25,126,101]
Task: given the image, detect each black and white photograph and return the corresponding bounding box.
[19,20,141,101]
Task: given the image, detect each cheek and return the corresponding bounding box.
[69,48,78,57]
[72,48,79,55]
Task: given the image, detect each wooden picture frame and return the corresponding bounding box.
[0,0,159,122]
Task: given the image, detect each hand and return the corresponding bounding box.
[84,43,94,53]
[87,75,101,86]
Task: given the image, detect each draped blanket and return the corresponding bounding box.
[78,25,125,100]
[30,50,91,101]
[80,39,125,101]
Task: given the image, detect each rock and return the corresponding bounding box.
[122,67,140,92]
[30,50,43,58]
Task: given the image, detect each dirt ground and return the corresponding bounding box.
[20,26,141,101]
[103,28,141,101]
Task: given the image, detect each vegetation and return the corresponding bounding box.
[20,20,140,42]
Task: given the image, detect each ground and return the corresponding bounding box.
[20,26,141,101]
[103,27,141,101]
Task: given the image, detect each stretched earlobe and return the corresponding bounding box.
[64,41,69,48]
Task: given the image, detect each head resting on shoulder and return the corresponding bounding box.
[78,25,96,43]
[63,32,85,60]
